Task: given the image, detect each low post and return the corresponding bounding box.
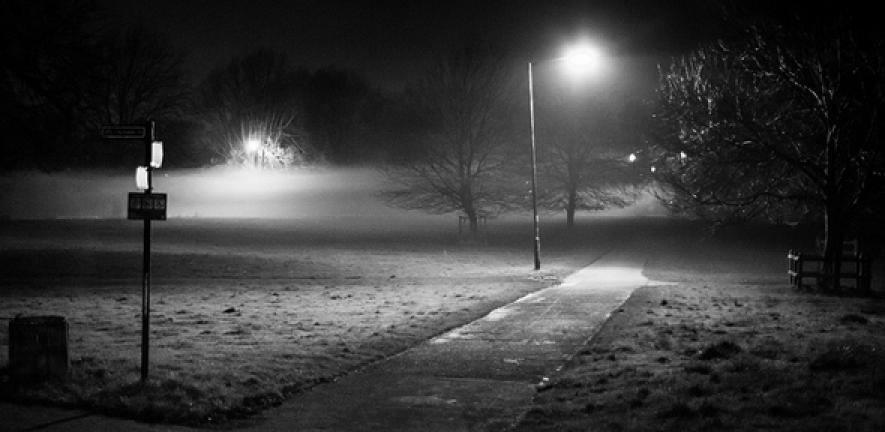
[860,253,872,293]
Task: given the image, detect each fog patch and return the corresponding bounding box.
[0,168,668,221]
[0,167,403,220]
[592,189,668,218]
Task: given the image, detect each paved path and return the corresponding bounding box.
[1,249,650,432]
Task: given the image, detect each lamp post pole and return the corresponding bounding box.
[526,41,602,271]
[528,61,541,271]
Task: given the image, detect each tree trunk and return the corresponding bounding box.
[462,204,479,242]
[468,211,478,238]
[822,204,844,292]
[566,188,577,227]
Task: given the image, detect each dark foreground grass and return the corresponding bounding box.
[514,225,885,432]
[4,217,883,428]
[0,217,602,425]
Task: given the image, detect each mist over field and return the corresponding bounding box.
[0,167,402,220]
[0,167,667,222]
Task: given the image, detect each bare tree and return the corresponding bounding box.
[1,0,104,169]
[87,26,189,125]
[303,67,371,164]
[536,91,638,226]
[384,41,515,237]
[653,12,885,290]
[83,25,191,165]
[196,49,310,167]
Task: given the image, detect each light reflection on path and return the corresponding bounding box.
[559,265,676,289]
[433,257,675,344]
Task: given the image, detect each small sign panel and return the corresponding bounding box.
[128,192,167,220]
[150,141,163,168]
[135,166,149,190]
[101,125,147,139]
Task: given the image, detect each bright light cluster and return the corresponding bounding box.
[562,42,604,78]
[245,137,261,153]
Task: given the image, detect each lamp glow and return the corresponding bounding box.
[245,138,261,153]
[562,42,603,77]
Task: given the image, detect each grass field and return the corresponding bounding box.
[0,216,604,424]
[515,224,885,431]
[2,216,883,429]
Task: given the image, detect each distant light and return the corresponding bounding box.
[628,153,637,163]
[245,138,261,153]
[562,41,604,78]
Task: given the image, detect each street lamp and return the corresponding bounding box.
[528,41,604,270]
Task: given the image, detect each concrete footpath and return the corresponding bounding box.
[1,250,650,432]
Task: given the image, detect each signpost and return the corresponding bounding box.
[101,120,165,383]
[128,192,167,220]
[100,125,146,139]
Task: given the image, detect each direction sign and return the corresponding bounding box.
[102,125,147,139]
[127,192,167,220]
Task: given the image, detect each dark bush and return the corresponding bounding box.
[839,314,869,325]
[658,401,695,419]
[810,343,876,372]
[698,341,742,360]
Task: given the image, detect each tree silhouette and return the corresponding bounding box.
[1,1,193,169]
[0,0,103,169]
[196,49,311,166]
[303,67,371,164]
[536,90,638,227]
[86,25,190,165]
[653,12,885,290]
[87,26,189,125]
[384,41,515,238]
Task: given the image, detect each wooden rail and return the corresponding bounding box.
[787,249,872,292]
[458,214,488,244]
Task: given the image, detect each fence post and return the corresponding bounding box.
[860,253,872,293]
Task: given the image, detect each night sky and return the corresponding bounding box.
[100,0,722,90]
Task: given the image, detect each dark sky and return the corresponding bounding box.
[101,0,720,90]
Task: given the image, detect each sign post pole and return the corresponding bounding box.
[101,121,166,384]
[140,120,154,383]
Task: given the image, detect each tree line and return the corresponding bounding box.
[0,0,418,170]
[648,3,885,290]
[384,40,642,234]
[1,0,644,232]
[14,0,880,262]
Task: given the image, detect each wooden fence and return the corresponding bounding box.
[787,245,872,292]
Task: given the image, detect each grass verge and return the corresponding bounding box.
[514,280,885,431]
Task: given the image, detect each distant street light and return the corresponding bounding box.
[245,137,261,168]
[562,43,604,78]
[246,137,261,153]
[528,40,605,270]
